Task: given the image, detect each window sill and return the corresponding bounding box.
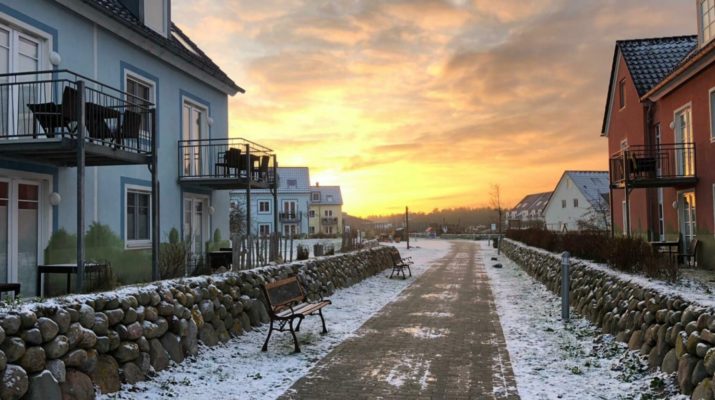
[125,240,151,250]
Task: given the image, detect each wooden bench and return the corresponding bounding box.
[389,252,413,279]
[0,283,20,299]
[260,276,331,353]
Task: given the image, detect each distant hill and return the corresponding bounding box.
[365,207,500,234]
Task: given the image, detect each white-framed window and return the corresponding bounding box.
[618,79,626,109]
[709,88,715,142]
[259,224,270,236]
[573,199,578,207]
[311,192,320,202]
[125,187,151,248]
[561,199,566,208]
[284,224,297,236]
[326,195,334,202]
[309,226,315,234]
[258,200,270,214]
[325,209,333,217]
[701,0,715,45]
[309,210,315,218]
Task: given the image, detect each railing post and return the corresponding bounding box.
[76,80,86,293]
[150,109,160,281]
[561,251,570,321]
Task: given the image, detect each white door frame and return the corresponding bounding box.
[183,193,210,254]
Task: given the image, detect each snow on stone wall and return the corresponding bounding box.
[0,246,398,399]
[502,239,715,399]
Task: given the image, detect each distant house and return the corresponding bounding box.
[231,167,310,236]
[0,0,254,295]
[543,171,610,232]
[602,1,715,266]
[508,191,552,229]
[308,185,343,236]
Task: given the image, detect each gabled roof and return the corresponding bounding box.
[564,171,610,209]
[511,191,552,216]
[601,36,696,134]
[79,0,243,94]
[310,186,343,205]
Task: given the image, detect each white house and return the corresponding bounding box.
[543,171,610,232]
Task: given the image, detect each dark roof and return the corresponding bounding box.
[511,191,552,216]
[80,0,243,94]
[601,35,696,134]
[618,35,697,96]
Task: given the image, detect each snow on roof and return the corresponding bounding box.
[564,171,609,208]
[511,192,552,215]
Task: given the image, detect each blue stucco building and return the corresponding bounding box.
[0,0,263,295]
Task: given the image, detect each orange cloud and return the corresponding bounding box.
[172,0,694,217]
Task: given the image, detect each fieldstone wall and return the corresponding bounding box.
[501,239,715,399]
[0,246,398,400]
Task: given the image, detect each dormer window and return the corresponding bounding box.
[700,0,715,46]
[144,0,169,36]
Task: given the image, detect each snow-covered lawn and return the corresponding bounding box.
[101,239,450,400]
[480,241,685,400]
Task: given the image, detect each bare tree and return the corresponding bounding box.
[577,194,611,232]
[489,184,504,234]
[230,203,247,236]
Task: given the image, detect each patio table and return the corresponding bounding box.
[649,240,680,262]
[36,262,107,296]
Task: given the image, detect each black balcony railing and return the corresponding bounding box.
[0,69,154,154]
[609,143,697,188]
[177,137,276,189]
[322,217,338,225]
[280,212,302,222]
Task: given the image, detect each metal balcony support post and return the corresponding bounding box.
[150,109,160,281]
[76,80,86,293]
[245,144,252,266]
[623,150,631,237]
[273,155,279,237]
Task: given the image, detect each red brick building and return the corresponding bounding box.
[602,0,715,267]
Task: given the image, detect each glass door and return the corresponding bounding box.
[680,191,696,245]
[183,196,207,255]
[16,182,38,294]
[182,102,205,177]
[283,200,296,219]
[675,107,694,176]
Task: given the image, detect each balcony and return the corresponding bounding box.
[177,137,276,190]
[279,211,302,223]
[0,70,154,167]
[322,217,338,225]
[609,143,697,189]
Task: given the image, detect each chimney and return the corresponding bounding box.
[118,0,171,37]
[316,182,320,187]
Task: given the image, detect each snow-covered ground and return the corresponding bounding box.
[101,239,450,400]
[480,241,685,400]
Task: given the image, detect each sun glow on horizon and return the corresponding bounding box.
[176,0,693,218]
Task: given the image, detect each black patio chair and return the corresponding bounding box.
[26,102,63,138]
[116,110,142,148]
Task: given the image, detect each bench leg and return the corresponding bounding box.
[289,318,300,353]
[261,320,274,352]
[295,316,304,332]
[407,265,412,277]
[318,309,328,334]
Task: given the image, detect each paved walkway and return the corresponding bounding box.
[280,241,519,399]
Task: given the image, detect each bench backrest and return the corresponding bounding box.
[391,251,403,264]
[261,276,306,314]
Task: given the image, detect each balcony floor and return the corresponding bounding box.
[0,137,150,167]
[610,176,698,189]
[177,176,273,191]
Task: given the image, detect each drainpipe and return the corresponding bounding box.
[644,100,656,240]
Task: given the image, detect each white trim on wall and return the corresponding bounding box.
[124,184,152,249]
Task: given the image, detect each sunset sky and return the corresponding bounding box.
[173,0,694,217]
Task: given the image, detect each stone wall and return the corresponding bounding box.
[501,239,715,399]
[0,246,398,399]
